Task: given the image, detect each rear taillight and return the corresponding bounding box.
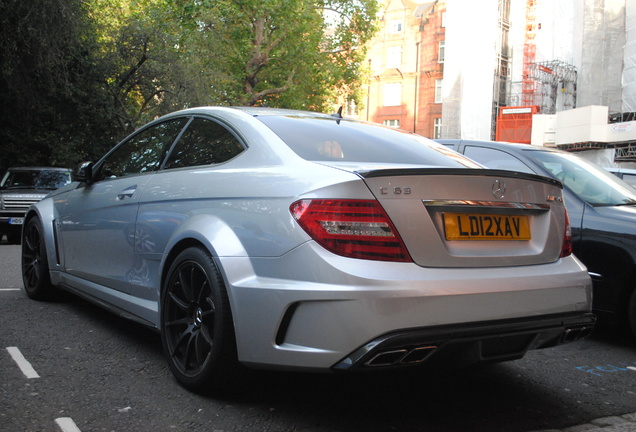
[290,199,412,262]
[561,209,572,258]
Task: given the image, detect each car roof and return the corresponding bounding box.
[605,167,636,174]
[7,167,71,171]
[151,106,345,131]
[230,106,341,119]
[164,106,341,121]
[438,139,561,153]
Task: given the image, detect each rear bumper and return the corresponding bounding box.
[223,242,593,371]
[333,312,595,371]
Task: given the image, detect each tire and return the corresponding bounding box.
[22,217,57,300]
[161,247,240,392]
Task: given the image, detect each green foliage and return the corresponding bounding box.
[0,0,379,174]
[170,0,379,110]
[0,0,117,173]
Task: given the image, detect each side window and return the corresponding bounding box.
[163,118,245,169]
[463,146,535,174]
[99,119,187,180]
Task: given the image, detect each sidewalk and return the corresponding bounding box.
[532,413,636,431]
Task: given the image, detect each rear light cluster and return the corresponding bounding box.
[561,209,573,258]
[290,199,412,262]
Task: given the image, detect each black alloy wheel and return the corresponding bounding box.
[161,247,238,392]
[22,217,56,300]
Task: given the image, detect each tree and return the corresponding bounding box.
[89,0,189,135]
[170,0,379,110]
[0,0,379,175]
[0,0,117,174]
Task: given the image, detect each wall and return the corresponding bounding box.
[441,0,498,139]
[533,105,636,146]
[624,0,636,111]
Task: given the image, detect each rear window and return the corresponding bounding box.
[256,116,479,168]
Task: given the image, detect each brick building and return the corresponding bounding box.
[360,0,446,138]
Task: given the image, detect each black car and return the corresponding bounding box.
[437,139,636,336]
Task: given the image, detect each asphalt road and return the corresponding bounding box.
[2,240,636,432]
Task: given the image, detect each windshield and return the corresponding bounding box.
[257,116,481,168]
[0,169,71,190]
[530,150,636,206]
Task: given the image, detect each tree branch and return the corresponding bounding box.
[118,41,148,89]
[247,67,297,106]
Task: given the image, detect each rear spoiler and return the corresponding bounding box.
[356,168,563,189]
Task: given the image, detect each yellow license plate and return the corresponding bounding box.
[443,213,531,241]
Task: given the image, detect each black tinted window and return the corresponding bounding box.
[163,118,245,169]
[99,119,187,179]
[256,116,478,168]
[1,170,70,189]
[34,171,71,189]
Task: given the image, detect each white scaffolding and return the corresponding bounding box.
[623,0,636,112]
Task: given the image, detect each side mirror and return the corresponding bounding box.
[73,161,94,184]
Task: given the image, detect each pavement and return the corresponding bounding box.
[531,413,636,431]
[3,234,636,432]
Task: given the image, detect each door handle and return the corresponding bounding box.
[117,185,137,200]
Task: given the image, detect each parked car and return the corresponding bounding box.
[0,167,71,244]
[437,139,636,337]
[22,107,593,392]
[605,167,636,187]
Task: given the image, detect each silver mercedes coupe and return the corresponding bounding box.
[21,107,594,392]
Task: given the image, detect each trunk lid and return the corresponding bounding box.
[358,168,567,268]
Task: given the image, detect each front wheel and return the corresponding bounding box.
[22,217,57,300]
[161,247,240,392]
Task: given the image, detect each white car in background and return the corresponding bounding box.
[22,107,594,392]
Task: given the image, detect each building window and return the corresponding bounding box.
[438,40,445,63]
[497,56,510,78]
[435,79,443,103]
[434,118,442,139]
[386,46,402,69]
[384,119,400,128]
[383,83,402,106]
[389,19,403,33]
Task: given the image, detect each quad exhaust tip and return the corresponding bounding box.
[364,345,438,367]
[562,325,594,343]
